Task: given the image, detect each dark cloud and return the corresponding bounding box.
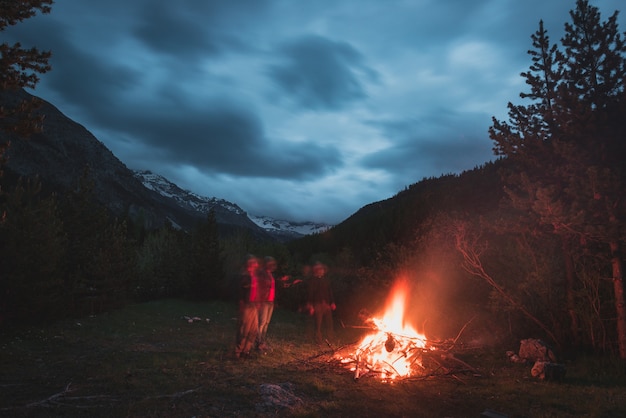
[132,7,225,58]
[3,18,140,122]
[362,109,494,180]
[267,35,376,110]
[130,0,269,59]
[47,49,140,123]
[118,100,344,179]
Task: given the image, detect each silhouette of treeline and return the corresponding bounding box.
[0,171,221,322]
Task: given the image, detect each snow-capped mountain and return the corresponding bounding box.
[134,170,333,241]
[135,170,246,216]
[248,214,331,236]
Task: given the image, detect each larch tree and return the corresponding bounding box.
[489,0,626,357]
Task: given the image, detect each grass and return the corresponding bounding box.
[1,299,625,417]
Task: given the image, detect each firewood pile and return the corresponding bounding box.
[334,332,480,382]
[331,283,483,382]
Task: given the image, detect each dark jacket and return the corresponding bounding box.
[307,275,334,305]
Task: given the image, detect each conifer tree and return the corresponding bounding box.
[59,169,136,314]
[0,0,52,141]
[490,0,626,357]
[135,224,191,300]
[0,177,65,324]
[1,1,53,225]
[189,209,224,300]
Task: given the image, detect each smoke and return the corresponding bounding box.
[394,239,490,344]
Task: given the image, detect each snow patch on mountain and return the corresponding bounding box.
[135,170,246,215]
[248,214,331,236]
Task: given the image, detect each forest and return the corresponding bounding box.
[1,0,625,361]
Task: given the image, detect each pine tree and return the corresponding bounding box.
[0,0,52,140]
[490,0,626,357]
[1,1,53,226]
[189,209,224,300]
[59,169,135,314]
[135,224,191,300]
[0,177,66,324]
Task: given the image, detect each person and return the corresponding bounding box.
[234,255,259,359]
[256,256,277,352]
[306,261,336,345]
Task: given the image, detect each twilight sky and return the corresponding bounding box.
[6,0,625,224]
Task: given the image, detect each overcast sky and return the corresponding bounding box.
[6,0,625,224]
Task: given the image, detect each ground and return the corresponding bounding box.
[1,299,625,417]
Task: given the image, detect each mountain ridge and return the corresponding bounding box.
[133,169,332,240]
[1,88,331,241]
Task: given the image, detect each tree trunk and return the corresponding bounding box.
[610,240,626,359]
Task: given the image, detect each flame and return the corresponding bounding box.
[342,280,428,381]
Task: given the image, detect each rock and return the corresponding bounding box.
[518,338,557,362]
[256,382,303,413]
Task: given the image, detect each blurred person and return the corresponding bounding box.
[306,261,336,345]
[235,255,259,359]
[256,256,277,352]
[256,256,302,352]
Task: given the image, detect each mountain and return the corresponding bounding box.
[0,88,326,241]
[134,170,333,241]
[129,169,265,235]
[248,214,331,238]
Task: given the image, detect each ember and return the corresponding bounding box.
[338,280,432,381]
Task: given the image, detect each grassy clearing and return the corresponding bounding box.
[1,299,625,417]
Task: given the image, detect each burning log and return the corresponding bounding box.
[349,333,429,380]
[338,334,478,382]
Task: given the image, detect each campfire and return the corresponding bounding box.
[337,280,434,381]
